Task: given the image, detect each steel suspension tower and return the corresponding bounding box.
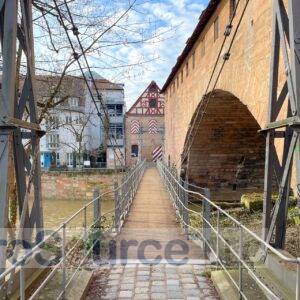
[262,0,300,249]
[0,0,43,271]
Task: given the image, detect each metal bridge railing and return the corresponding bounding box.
[0,159,146,300]
[157,160,300,300]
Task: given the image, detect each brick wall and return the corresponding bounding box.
[163,0,295,190]
[185,90,265,189]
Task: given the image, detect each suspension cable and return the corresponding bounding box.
[180,0,249,165]
[52,0,125,167]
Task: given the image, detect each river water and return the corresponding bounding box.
[43,197,115,229]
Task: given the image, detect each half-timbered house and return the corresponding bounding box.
[125,81,165,166]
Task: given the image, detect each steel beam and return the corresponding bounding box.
[0,0,43,274]
[263,0,300,249]
[0,0,18,273]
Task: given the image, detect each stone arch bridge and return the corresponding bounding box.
[161,0,298,198]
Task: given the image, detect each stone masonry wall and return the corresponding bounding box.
[163,0,294,190]
[41,171,115,200]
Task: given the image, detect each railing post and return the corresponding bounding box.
[239,227,243,299]
[19,264,25,300]
[93,188,101,227]
[183,180,189,238]
[114,181,119,232]
[203,188,211,258]
[83,206,87,255]
[297,258,300,300]
[216,210,220,263]
[62,223,66,299]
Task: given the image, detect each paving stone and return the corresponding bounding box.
[152,276,165,281]
[119,290,133,298]
[106,286,119,293]
[196,276,208,282]
[122,277,135,284]
[102,293,118,299]
[168,291,184,299]
[109,274,121,280]
[135,287,149,294]
[107,279,120,286]
[166,279,180,285]
[138,265,151,271]
[137,271,150,276]
[137,276,150,281]
[150,292,167,299]
[181,277,195,284]
[198,281,211,289]
[166,285,181,291]
[152,272,165,277]
[136,281,149,287]
[166,274,179,279]
[186,297,201,300]
[202,288,214,295]
[183,283,198,289]
[134,294,150,300]
[183,288,200,296]
[165,268,177,274]
[120,283,135,290]
[152,281,164,286]
[151,285,166,293]
[111,268,124,274]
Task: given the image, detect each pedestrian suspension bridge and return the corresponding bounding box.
[0,161,299,300]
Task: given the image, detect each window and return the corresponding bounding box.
[67,153,73,166]
[201,37,205,56]
[186,62,189,77]
[53,97,61,104]
[131,145,139,157]
[46,115,60,129]
[192,51,196,69]
[107,104,116,117]
[116,104,123,116]
[149,98,157,108]
[109,124,123,139]
[46,134,59,149]
[69,97,79,107]
[214,17,219,41]
[107,104,123,116]
[230,0,237,19]
[65,115,72,124]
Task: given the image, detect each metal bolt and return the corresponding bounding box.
[224,24,232,36]
[223,52,231,60]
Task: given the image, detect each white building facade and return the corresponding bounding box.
[38,74,125,170]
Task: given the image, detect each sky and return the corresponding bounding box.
[110,0,209,108]
[34,0,209,109]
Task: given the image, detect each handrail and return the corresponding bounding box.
[0,159,146,299]
[157,160,300,300]
[158,160,299,264]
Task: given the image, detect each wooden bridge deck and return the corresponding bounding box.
[86,167,219,299]
[115,166,204,262]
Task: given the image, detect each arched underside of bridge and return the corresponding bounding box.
[183,90,266,191]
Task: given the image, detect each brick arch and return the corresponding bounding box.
[182,89,265,190]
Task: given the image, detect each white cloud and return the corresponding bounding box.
[116,0,207,108]
[33,0,208,109]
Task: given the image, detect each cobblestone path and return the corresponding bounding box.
[87,264,219,300]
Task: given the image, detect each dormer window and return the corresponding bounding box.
[149,98,157,108]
